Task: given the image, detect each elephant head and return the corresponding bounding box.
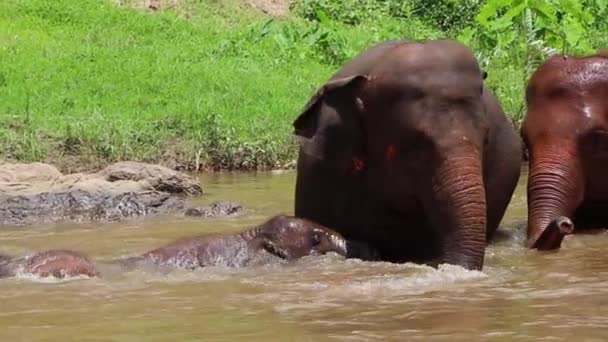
[521,53,608,250]
[293,40,492,270]
[246,215,348,260]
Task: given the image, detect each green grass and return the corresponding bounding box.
[0,0,605,172]
[0,0,443,171]
[1,0,317,170]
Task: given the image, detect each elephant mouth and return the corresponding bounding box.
[263,241,290,259]
[531,216,575,250]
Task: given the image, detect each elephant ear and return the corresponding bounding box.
[293,74,369,160]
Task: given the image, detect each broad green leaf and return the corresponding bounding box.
[496,29,516,49]
[457,27,476,45]
[558,0,581,16]
[504,1,527,20]
[476,0,513,26]
[315,9,331,27]
[563,15,587,50]
[528,0,557,20]
[489,15,516,31]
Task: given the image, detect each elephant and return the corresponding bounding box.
[0,250,99,279]
[117,214,353,270]
[521,52,608,250]
[293,39,522,270]
[0,215,365,279]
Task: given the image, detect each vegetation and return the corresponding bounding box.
[1,0,606,171]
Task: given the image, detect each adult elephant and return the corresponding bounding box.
[293,39,522,270]
[521,52,608,250]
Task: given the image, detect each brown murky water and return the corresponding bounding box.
[1,168,608,341]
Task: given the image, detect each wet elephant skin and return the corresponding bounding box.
[0,215,359,279]
[293,39,522,270]
[521,52,608,250]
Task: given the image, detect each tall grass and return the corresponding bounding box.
[0,0,606,171]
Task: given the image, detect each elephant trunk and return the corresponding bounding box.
[239,226,263,242]
[526,144,583,250]
[423,149,487,270]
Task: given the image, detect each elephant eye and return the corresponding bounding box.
[311,232,322,246]
[587,130,608,156]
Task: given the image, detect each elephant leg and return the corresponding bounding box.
[483,129,522,242]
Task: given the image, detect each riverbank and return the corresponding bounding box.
[1,0,606,172]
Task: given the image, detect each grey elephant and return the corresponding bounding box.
[118,214,353,270]
[293,39,522,270]
[0,215,371,279]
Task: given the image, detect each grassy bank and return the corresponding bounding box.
[1,0,606,172]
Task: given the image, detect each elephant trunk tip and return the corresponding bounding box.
[530,216,574,251]
[330,234,348,256]
[555,216,574,235]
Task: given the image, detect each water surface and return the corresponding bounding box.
[1,169,608,341]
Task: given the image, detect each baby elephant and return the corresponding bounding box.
[0,250,99,279]
[0,215,367,279]
[119,214,350,270]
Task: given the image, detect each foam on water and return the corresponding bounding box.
[334,263,488,296]
[4,171,608,340]
[11,267,96,284]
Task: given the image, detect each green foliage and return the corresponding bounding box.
[413,0,484,32]
[456,0,607,125]
[291,0,400,25]
[1,0,607,170]
[0,0,442,170]
[467,0,597,55]
[291,0,483,32]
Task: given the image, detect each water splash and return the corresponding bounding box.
[11,267,95,283]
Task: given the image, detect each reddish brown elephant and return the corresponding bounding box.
[293,39,522,270]
[0,250,98,279]
[521,52,608,250]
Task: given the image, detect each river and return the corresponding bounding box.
[1,169,607,341]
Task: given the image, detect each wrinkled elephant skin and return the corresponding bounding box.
[120,215,349,269]
[0,250,98,279]
[0,215,355,279]
[522,52,608,250]
[293,39,522,270]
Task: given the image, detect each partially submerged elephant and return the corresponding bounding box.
[118,214,351,270]
[0,250,99,279]
[521,52,608,250]
[293,39,522,270]
[0,215,362,279]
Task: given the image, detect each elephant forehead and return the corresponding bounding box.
[529,56,608,102]
[372,44,481,77]
[391,71,481,96]
[272,221,305,235]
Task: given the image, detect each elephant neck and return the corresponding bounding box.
[0,254,12,264]
[0,255,16,278]
[238,226,265,242]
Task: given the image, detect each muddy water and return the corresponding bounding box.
[1,169,608,341]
